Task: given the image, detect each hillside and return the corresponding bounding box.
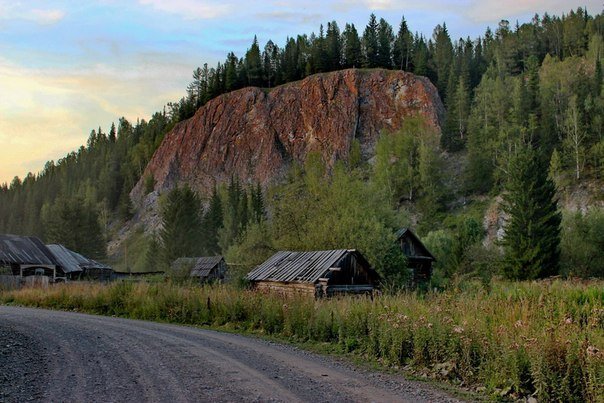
[130,69,444,203]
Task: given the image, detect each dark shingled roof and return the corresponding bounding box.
[246,249,375,283]
[0,234,58,266]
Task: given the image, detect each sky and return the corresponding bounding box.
[0,0,601,184]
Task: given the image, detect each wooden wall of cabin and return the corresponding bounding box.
[253,281,316,297]
[328,254,373,286]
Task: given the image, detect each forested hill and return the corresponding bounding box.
[0,7,603,270]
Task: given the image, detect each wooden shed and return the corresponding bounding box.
[395,228,435,285]
[172,256,227,283]
[0,234,61,281]
[46,244,113,281]
[246,249,380,297]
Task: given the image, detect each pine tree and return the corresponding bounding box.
[250,183,265,223]
[203,187,223,255]
[377,18,394,68]
[412,35,429,76]
[144,234,161,271]
[501,144,561,280]
[108,122,117,143]
[431,23,454,99]
[225,52,239,91]
[262,41,279,88]
[362,14,379,67]
[245,36,263,86]
[159,185,204,265]
[325,21,342,71]
[393,16,413,70]
[342,23,362,68]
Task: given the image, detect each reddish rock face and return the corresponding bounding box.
[131,68,444,202]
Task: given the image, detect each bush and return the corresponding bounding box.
[561,209,604,278]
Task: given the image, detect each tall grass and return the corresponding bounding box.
[2,280,602,401]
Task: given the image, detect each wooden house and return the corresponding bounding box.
[395,228,435,285]
[172,256,227,283]
[246,249,380,297]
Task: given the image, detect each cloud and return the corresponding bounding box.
[463,0,602,23]
[28,9,66,24]
[254,11,324,24]
[0,54,192,182]
[138,0,233,19]
[332,0,601,22]
[0,2,66,25]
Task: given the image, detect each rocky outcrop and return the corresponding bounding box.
[131,68,444,203]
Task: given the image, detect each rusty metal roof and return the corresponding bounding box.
[246,249,372,283]
[0,234,58,266]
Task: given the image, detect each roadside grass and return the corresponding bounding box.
[1,280,603,401]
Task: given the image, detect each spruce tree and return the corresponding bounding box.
[325,21,342,71]
[393,16,413,70]
[203,187,223,255]
[245,36,263,86]
[362,14,379,67]
[342,23,362,68]
[501,144,561,280]
[377,18,394,68]
[159,185,204,265]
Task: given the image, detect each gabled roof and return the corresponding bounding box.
[46,244,110,273]
[0,234,58,266]
[46,244,83,273]
[246,249,375,283]
[395,228,436,261]
[191,256,224,277]
[172,256,225,278]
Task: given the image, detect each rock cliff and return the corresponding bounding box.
[131,68,444,203]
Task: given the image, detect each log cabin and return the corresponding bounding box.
[246,249,380,297]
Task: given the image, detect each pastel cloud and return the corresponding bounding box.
[28,8,66,24]
[0,54,192,183]
[333,0,600,22]
[138,0,233,19]
[0,2,66,25]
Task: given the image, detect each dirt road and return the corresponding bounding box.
[0,306,462,402]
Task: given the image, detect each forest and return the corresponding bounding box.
[0,7,603,282]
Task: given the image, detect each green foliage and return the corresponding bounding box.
[143,234,161,272]
[159,185,205,265]
[143,174,155,195]
[4,280,603,401]
[561,209,604,278]
[231,153,409,286]
[42,197,106,260]
[202,187,224,255]
[373,116,445,218]
[501,145,562,280]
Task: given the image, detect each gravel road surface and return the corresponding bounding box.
[0,306,462,402]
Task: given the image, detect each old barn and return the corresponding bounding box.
[246,249,380,297]
[0,234,62,281]
[172,256,227,283]
[46,244,113,281]
[396,228,435,285]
